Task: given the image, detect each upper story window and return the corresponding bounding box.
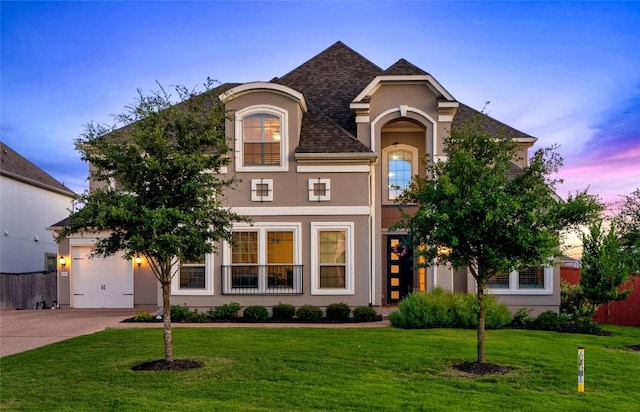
[382,144,419,202]
[235,105,288,172]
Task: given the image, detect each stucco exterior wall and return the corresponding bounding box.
[0,176,74,274]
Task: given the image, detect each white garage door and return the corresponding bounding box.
[71,247,134,308]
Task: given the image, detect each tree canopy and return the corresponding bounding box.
[58,80,247,362]
[580,221,633,315]
[394,117,602,363]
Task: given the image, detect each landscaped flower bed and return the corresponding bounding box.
[123,303,382,324]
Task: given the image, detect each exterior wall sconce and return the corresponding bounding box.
[59,256,66,267]
[135,256,142,267]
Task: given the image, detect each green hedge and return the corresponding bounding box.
[388,288,512,329]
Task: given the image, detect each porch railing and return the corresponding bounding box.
[221,265,303,295]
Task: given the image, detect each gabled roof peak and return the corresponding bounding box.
[383,58,430,76]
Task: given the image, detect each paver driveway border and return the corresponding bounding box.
[1,307,391,357]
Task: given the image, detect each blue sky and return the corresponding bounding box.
[2,1,639,205]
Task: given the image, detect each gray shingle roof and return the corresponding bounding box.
[296,110,370,153]
[273,41,383,137]
[452,103,535,140]
[0,142,75,196]
[383,58,430,76]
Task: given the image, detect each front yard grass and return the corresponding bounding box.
[1,326,638,411]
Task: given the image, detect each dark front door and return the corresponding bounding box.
[387,235,413,304]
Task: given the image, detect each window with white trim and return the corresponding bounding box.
[251,179,273,202]
[382,144,418,202]
[235,105,288,172]
[311,222,354,295]
[223,223,301,294]
[308,178,330,202]
[487,266,553,295]
[171,254,214,295]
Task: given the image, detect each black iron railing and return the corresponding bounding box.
[221,265,303,295]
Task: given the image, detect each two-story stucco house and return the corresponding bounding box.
[52,42,560,314]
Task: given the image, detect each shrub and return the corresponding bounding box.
[170,304,193,322]
[485,301,513,329]
[296,304,323,322]
[243,306,269,322]
[353,306,380,322]
[511,307,532,327]
[326,302,351,321]
[531,310,569,331]
[560,281,593,320]
[208,302,242,320]
[573,317,604,335]
[131,310,154,322]
[389,289,511,329]
[169,304,208,323]
[272,303,296,320]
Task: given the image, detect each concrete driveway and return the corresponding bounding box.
[0,308,142,357]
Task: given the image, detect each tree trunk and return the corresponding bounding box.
[161,280,173,363]
[477,281,486,364]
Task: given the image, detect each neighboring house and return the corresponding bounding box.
[0,142,75,308]
[51,42,560,314]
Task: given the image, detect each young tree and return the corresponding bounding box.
[614,188,640,273]
[580,221,634,315]
[394,117,602,364]
[58,80,247,363]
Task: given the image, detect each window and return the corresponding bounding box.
[311,222,354,295]
[382,144,418,202]
[223,223,301,294]
[251,179,273,202]
[487,266,552,295]
[244,113,281,166]
[180,258,206,289]
[171,254,214,295]
[308,178,331,202]
[235,106,288,172]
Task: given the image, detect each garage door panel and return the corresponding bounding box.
[71,246,134,308]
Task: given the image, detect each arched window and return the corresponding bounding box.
[383,144,418,201]
[235,105,288,172]
[243,113,281,166]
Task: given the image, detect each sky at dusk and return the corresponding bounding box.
[2,1,639,208]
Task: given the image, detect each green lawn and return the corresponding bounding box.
[1,326,638,411]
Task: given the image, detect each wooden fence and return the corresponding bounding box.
[560,267,640,327]
[0,271,58,310]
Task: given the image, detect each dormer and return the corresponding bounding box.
[219,82,308,172]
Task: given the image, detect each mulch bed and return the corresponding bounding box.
[122,316,383,324]
[132,359,204,371]
[453,362,512,376]
[628,344,640,351]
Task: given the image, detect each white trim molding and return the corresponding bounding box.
[231,206,370,216]
[171,254,214,296]
[219,82,308,112]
